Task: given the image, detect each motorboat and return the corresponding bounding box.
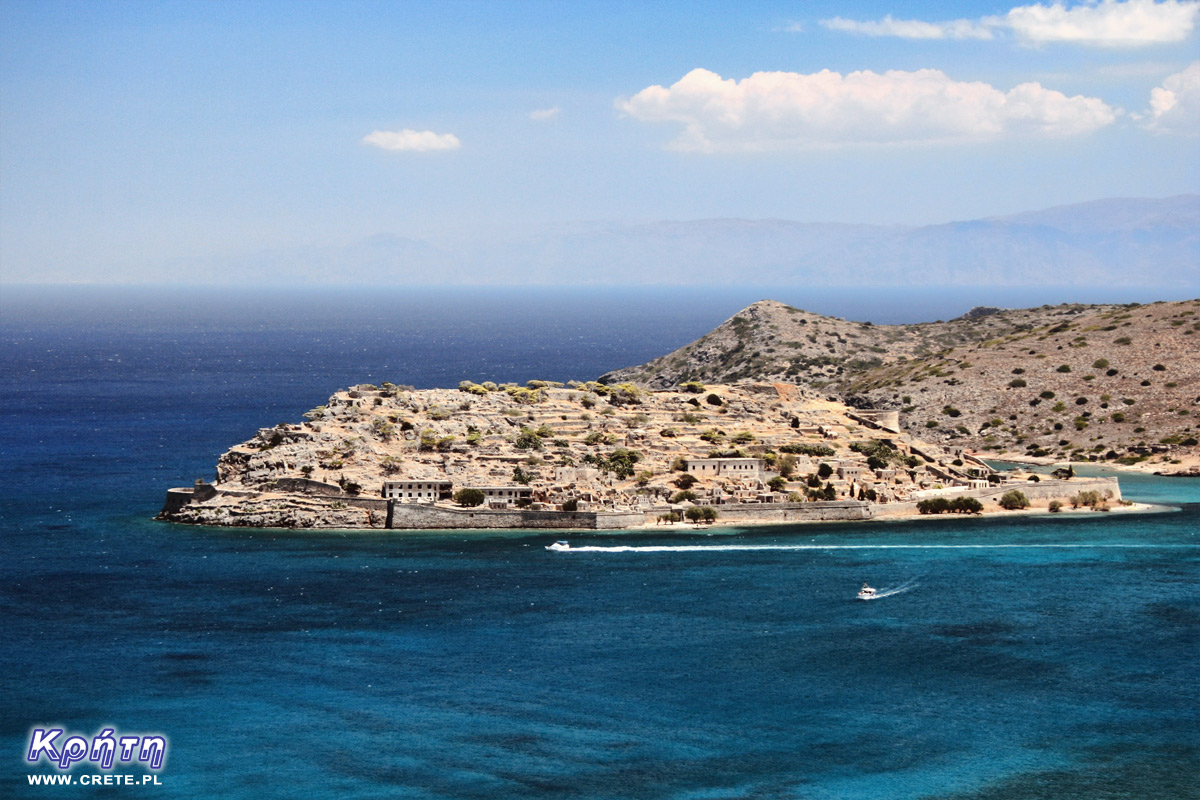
[857,583,877,600]
[546,540,570,552]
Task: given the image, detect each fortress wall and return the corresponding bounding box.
[700,500,874,524]
[386,502,644,530]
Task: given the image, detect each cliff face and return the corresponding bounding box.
[600,299,1200,469]
[163,379,1098,529]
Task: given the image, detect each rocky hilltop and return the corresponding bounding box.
[600,299,1200,471]
[160,380,1117,529]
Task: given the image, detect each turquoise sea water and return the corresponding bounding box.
[2,289,1198,799]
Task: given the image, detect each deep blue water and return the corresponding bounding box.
[2,288,1198,799]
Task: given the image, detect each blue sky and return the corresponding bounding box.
[1,0,1197,283]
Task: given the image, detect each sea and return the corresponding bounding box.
[1,286,1198,800]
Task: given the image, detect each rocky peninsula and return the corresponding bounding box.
[160,380,1120,530]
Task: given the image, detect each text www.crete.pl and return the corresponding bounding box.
[28,774,163,786]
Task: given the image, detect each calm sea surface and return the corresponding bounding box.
[2,288,1197,799]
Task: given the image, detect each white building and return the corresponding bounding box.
[382,480,453,502]
[685,458,764,479]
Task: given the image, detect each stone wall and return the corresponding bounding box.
[687,500,874,524]
[386,502,644,530]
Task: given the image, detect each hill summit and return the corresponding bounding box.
[600,299,1200,471]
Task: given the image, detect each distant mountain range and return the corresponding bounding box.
[160,194,1198,287]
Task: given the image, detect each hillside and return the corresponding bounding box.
[161,379,1121,529]
[600,299,1200,471]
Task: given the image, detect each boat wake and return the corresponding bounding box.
[859,578,920,600]
[555,543,1195,553]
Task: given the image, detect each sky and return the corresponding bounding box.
[1,0,1197,284]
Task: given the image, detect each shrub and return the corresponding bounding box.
[673,473,698,489]
[672,490,698,503]
[705,393,724,406]
[817,462,834,479]
[453,488,485,507]
[1009,378,1027,388]
[998,490,1030,510]
[1048,500,1063,512]
[768,476,788,492]
[561,499,579,512]
[681,381,705,394]
[1056,365,1071,373]
[779,443,835,457]
[1040,390,1056,399]
[514,428,545,450]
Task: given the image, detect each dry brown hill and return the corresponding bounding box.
[601,299,1200,470]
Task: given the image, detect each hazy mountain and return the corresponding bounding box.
[111,194,1198,286]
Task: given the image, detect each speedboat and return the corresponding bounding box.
[857,583,877,600]
[546,540,570,552]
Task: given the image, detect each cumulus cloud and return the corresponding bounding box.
[617,68,1117,151]
[821,15,994,40]
[1005,0,1200,45]
[1143,60,1200,132]
[529,106,561,121]
[819,0,1200,46]
[362,129,461,152]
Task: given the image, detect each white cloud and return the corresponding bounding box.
[362,129,461,152]
[819,0,1200,46]
[1143,60,1200,132]
[617,68,1117,152]
[820,15,994,40]
[1005,0,1200,45]
[529,106,561,121]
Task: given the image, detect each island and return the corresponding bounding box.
[160,379,1121,530]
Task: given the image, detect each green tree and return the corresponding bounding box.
[949,496,983,514]
[998,490,1030,510]
[453,488,485,507]
[768,476,788,492]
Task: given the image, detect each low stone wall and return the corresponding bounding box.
[386,502,645,530]
[695,500,873,524]
[266,478,346,497]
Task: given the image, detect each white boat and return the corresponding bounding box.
[857,583,877,600]
[546,540,570,552]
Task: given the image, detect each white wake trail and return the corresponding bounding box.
[556,543,1196,554]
